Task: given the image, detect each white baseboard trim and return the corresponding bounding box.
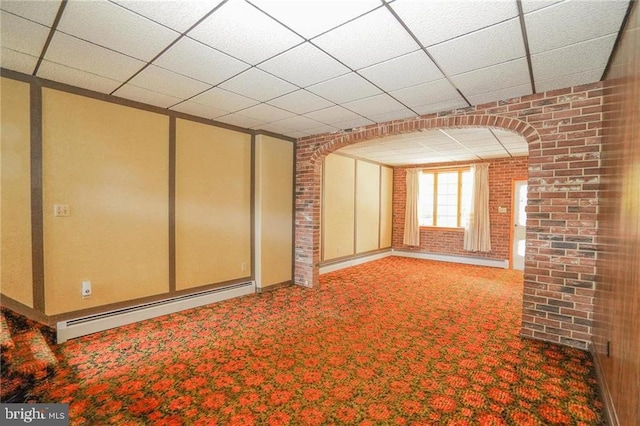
[320,251,393,274]
[392,249,509,269]
[57,281,255,343]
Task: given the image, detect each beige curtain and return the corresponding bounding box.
[403,169,420,246]
[464,163,491,252]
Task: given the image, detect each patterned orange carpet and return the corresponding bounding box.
[32,257,603,425]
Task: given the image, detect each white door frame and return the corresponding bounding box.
[510,179,528,270]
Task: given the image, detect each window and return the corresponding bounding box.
[418,169,472,227]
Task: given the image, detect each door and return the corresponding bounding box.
[512,180,527,270]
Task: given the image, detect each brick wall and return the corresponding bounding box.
[296,82,604,349]
[392,157,529,261]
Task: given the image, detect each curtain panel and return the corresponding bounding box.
[464,163,492,252]
[403,169,420,246]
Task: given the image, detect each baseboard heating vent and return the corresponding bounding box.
[57,281,255,343]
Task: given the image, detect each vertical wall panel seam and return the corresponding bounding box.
[250,134,256,282]
[168,117,176,292]
[30,81,45,312]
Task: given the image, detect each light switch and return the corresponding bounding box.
[498,206,507,214]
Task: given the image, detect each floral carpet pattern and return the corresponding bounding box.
[32,258,603,425]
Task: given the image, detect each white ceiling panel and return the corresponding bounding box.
[250,0,380,39]
[219,68,297,102]
[302,124,340,136]
[37,60,122,94]
[413,99,470,116]
[313,7,418,70]
[272,115,325,131]
[390,79,462,108]
[169,100,228,119]
[44,32,145,82]
[187,0,303,65]
[0,47,38,74]
[235,103,295,123]
[532,34,616,82]
[342,93,407,117]
[467,84,532,107]
[1,11,49,58]
[57,0,178,61]
[113,0,222,33]
[128,65,211,100]
[256,122,296,135]
[304,106,363,125]
[535,69,604,93]
[154,38,249,86]
[428,18,526,76]
[306,72,382,104]
[216,113,266,129]
[190,87,259,112]
[451,58,531,97]
[520,0,564,14]
[359,50,444,92]
[390,0,519,47]
[258,42,350,87]
[525,0,628,54]
[325,117,375,132]
[367,108,416,124]
[268,90,334,115]
[0,0,61,26]
[113,84,183,108]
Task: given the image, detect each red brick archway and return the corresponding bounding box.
[295,83,604,349]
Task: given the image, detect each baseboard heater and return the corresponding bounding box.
[56,281,255,344]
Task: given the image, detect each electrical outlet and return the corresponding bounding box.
[54,204,70,217]
[241,263,246,272]
[82,281,92,298]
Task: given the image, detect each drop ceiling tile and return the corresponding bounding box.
[390,0,519,47]
[256,123,296,135]
[236,104,295,123]
[57,0,178,61]
[128,65,211,99]
[271,115,325,131]
[216,113,266,129]
[154,37,249,85]
[268,90,334,115]
[412,98,468,115]
[169,100,228,119]
[535,69,604,93]
[113,84,182,108]
[0,47,38,74]
[307,72,382,104]
[466,84,532,107]
[302,124,340,136]
[258,42,350,88]
[44,32,145,82]
[367,108,416,124]
[525,0,628,54]
[1,11,49,57]
[451,58,530,97]
[343,94,407,117]
[532,34,616,82]
[112,0,222,32]
[390,79,462,108]
[190,87,259,112]
[37,60,122,94]
[520,0,563,14]
[331,117,376,131]
[359,50,444,92]
[188,0,303,65]
[313,7,418,70]
[0,0,61,26]
[428,18,525,76]
[250,0,380,39]
[220,68,298,102]
[304,106,363,125]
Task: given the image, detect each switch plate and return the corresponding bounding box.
[54,204,70,217]
[498,206,507,214]
[82,281,91,298]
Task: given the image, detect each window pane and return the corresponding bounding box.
[418,172,434,226]
[460,170,472,228]
[436,172,458,227]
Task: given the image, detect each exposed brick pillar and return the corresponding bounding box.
[294,82,604,349]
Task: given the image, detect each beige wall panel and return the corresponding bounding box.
[0,78,33,307]
[323,154,355,260]
[42,89,169,315]
[256,135,293,288]
[176,119,251,289]
[356,160,380,253]
[380,165,393,248]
